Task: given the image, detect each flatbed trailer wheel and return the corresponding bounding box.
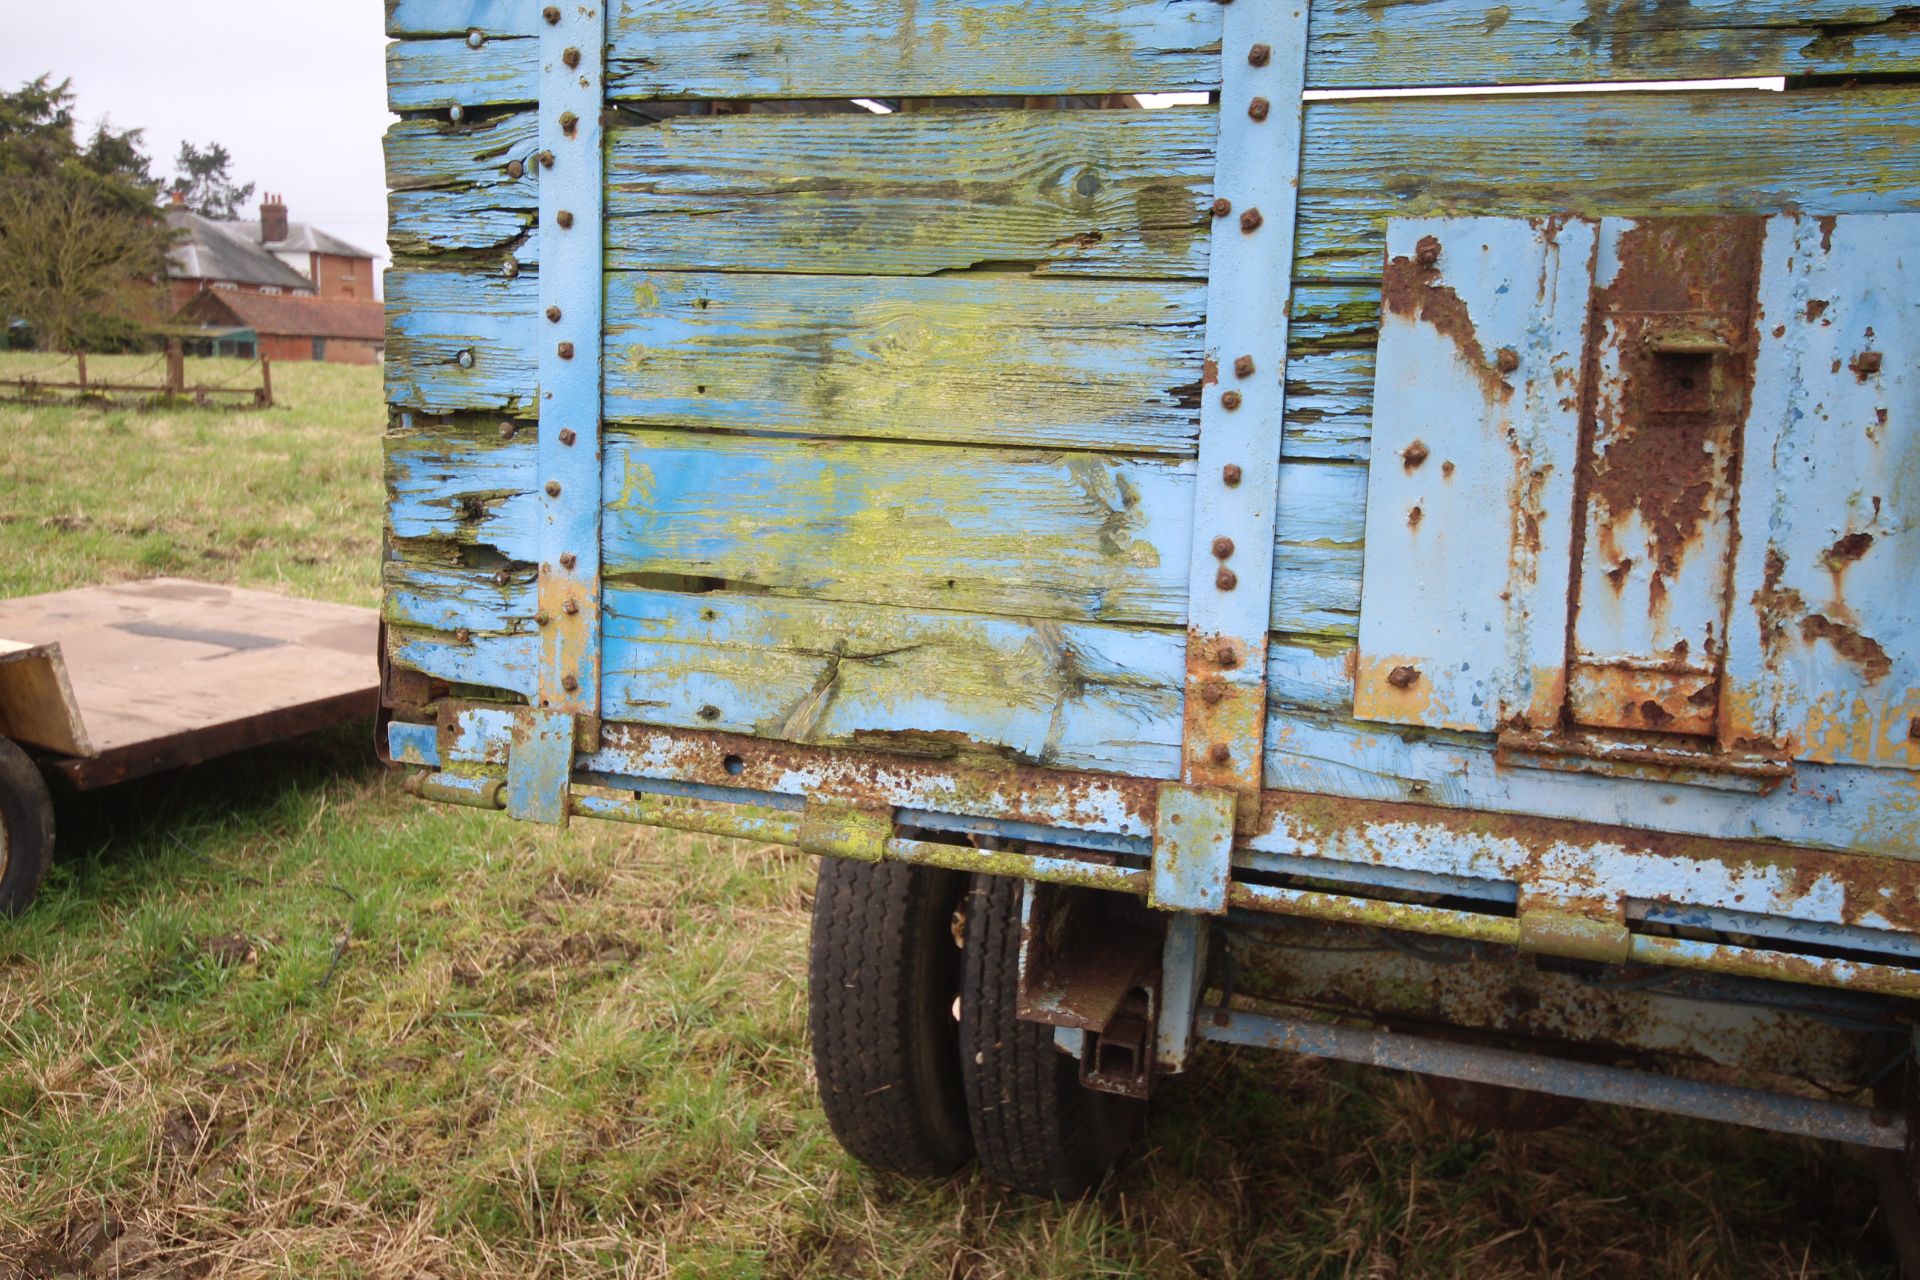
[0,737,54,916]
[808,856,974,1176]
[959,873,1142,1197]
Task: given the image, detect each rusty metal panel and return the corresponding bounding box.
[1148,782,1236,915]
[1722,213,1919,770]
[1567,219,1765,737]
[1355,217,1597,733]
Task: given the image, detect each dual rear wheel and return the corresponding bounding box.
[808,858,1140,1197]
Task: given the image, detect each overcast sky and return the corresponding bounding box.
[4,2,393,283]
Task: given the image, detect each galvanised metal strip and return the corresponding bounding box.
[533,4,605,725]
[1161,0,1310,907]
[1200,1008,1908,1149]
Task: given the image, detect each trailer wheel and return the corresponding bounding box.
[808,856,974,1176]
[958,873,1142,1197]
[0,738,54,916]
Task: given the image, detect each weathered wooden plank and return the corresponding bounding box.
[387,0,1920,109]
[384,270,537,417]
[1294,85,1920,281]
[386,266,1203,448]
[385,561,1191,776]
[605,108,1215,279]
[387,421,1368,637]
[385,260,1373,457]
[390,87,1920,290]
[603,270,1203,453]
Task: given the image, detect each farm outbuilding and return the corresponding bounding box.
[171,289,382,364]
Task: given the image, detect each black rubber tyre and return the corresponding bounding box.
[958,873,1143,1197]
[808,856,974,1176]
[0,737,54,916]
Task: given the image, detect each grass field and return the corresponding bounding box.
[0,353,1899,1278]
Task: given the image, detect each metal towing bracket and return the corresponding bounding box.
[381,0,1920,1224]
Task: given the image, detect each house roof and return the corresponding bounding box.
[165,210,314,291]
[174,290,384,342]
[230,220,378,260]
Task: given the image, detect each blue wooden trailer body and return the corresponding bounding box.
[382,1,1920,1165]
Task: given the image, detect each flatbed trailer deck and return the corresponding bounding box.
[0,579,378,909]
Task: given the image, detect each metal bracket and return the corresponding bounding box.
[535,2,606,719]
[797,800,893,863]
[1179,0,1311,815]
[1149,782,1237,915]
[506,707,578,826]
[1154,912,1211,1074]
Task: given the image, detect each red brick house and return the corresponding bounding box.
[165,193,382,363]
[173,289,384,365]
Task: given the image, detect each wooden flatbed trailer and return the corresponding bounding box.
[0,578,378,912]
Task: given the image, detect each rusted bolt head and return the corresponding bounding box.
[560,111,579,135]
[1386,665,1421,690]
[543,5,561,23]
[1215,642,1240,669]
[558,428,577,446]
[499,421,515,440]
[536,611,552,627]
[556,209,575,229]
[1495,348,1520,374]
[1201,682,1227,705]
[563,47,581,69]
[456,348,475,369]
[1212,536,1236,559]
[1222,463,1243,487]
[559,551,577,570]
[1208,742,1232,765]
[545,480,562,497]
[561,674,579,692]
[493,568,511,585]
[538,150,555,169]
[1248,43,1271,66]
[1210,196,1232,219]
[546,305,562,323]
[1233,354,1255,379]
[1216,567,1238,591]
[1240,207,1263,233]
[506,159,525,179]
[467,29,485,49]
[455,627,472,643]
[1414,237,1442,267]
[502,256,520,278]
[1221,390,1243,411]
[557,341,575,360]
[1248,96,1270,122]
[563,598,580,615]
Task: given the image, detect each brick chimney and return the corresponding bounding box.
[260,193,288,243]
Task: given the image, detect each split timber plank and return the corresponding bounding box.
[386,0,1920,109]
[386,423,1368,637]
